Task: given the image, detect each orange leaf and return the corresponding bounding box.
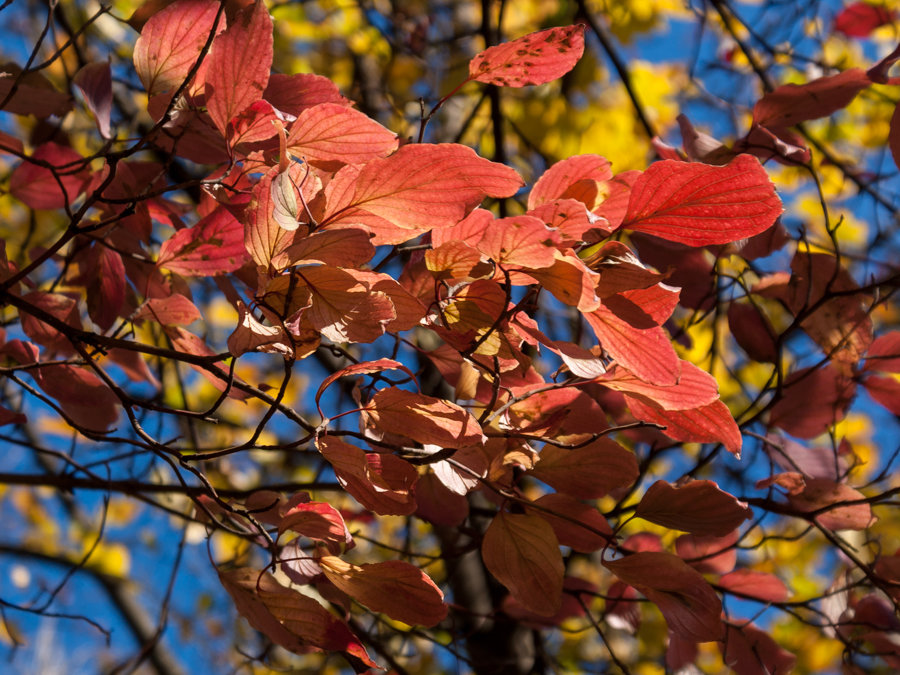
[135,293,201,326]
[529,154,613,210]
[319,556,447,627]
[157,206,248,276]
[204,1,272,135]
[482,511,564,617]
[622,154,782,246]
[367,387,484,448]
[477,215,560,268]
[598,360,718,411]
[218,567,377,667]
[469,24,586,88]
[286,103,399,167]
[635,480,753,536]
[133,0,224,97]
[627,397,743,457]
[753,69,870,129]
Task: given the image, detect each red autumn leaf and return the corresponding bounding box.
[769,365,856,439]
[73,61,112,138]
[597,360,719,411]
[604,581,642,633]
[226,302,292,358]
[718,569,790,603]
[321,144,524,243]
[666,632,699,672]
[86,246,126,331]
[278,502,353,554]
[10,143,90,210]
[348,269,426,334]
[204,1,272,136]
[788,478,875,531]
[319,556,447,627]
[675,529,739,575]
[864,374,900,415]
[529,493,612,553]
[584,302,680,386]
[227,99,279,147]
[273,228,375,271]
[314,359,416,414]
[754,69,871,129]
[133,0,224,97]
[834,2,894,37]
[425,241,488,280]
[158,206,248,276]
[627,397,743,457]
[20,291,81,354]
[604,552,724,642]
[35,364,120,432]
[636,480,753,537]
[528,154,613,210]
[528,199,610,245]
[164,325,248,399]
[864,331,900,373]
[0,62,72,118]
[218,567,377,667]
[720,621,797,675]
[529,439,638,499]
[135,294,202,326]
[622,154,782,246]
[263,72,349,116]
[317,436,417,515]
[522,251,600,312]
[502,577,596,629]
[413,472,469,527]
[367,387,484,448]
[727,301,780,363]
[482,511,565,617]
[468,24,585,87]
[476,215,561,268]
[286,103,399,167]
[584,241,667,297]
[763,433,848,481]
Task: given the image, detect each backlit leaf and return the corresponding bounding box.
[286,103,399,166]
[469,24,586,87]
[636,480,753,536]
[157,206,248,276]
[368,387,484,448]
[482,511,564,616]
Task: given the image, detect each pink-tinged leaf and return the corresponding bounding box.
[763,433,848,481]
[621,154,782,246]
[605,552,724,642]
[0,404,26,427]
[314,359,416,415]
[476,215,560,268]
[720,621,796,675]
[431,207,494,248]
[482,511,565,617]
[227,99,278,148]
[528,199,610,245]
[523,251,600,312]
[675,530,739,575]
[864,374,900,415]
[529,493,612,553]
[317,436,417,515]
[10,143,90,210]
[627,397,743,457]
[35,364,120,431]
[278,502,353,554]
[204,1,272,136]
[718,570,789,603]
[286,103,399,167]
[227,302,292,358]
[263,73,349,116]
[218,568,377,668]
[349,269,426,334]
[597,360,718,411]
[164,325,248,399]
[321,144,524,242]
[528,154,613,210]
[158,206,248,276]
[367,387,484,448]
[636,480,753,537]
[727,301,779,363]
[529,439,638,499]
[135,294,201,326]
[753,69,870,129]
[73,61,112,138]
[469,24,585,87]
[594,170,641,228]
[425,241,489,280]
[769,365,856,439]
[835,2,894,37]
[584,303,680,386]
[133,0,224,97]
[20,291,81,355]
[0,62,72,118]
[319,556,447,627]
[788,478,875,530]
[864,331,900,373]
[584,241,667,297]
[273,228,375,270]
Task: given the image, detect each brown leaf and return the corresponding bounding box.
[529,439,638,499]
[636,480,753,536]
